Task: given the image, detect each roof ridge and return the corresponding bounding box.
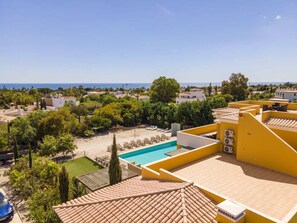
[180,188,188,223]
[54,181,193,209]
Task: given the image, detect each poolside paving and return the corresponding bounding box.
[74,128,172,159]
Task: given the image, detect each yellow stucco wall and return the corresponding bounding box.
[231,100,297,111]
[237,112,297,177]
[287,103,297,110]
[244,210,276,223]
[271,128,297,151]
[261,111,297,151]
[230,100,297,112]
[141,167,187,182]
[181,123,218,135]
[146,143,220,172]
[218,122,238,154]
[199,188,277,223]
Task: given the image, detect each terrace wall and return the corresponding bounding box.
[145,142,220,173]
[181,123,218,135]
[237,112,297,177]
[177,132,219,149]
[217,122,238,154]
[261,111,297,150]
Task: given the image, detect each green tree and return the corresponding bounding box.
[0,123,9,151]
[11,117,36,145]
[13,142,18,163]
[208,95,227,109]
[90,115,112,132]
[120,100,143,127]
[71,177,86,199]
[221,73,249,101]
[207,83,212,96]
[39,134,76,156]
[59,166,69,203]
[176,101,214,128]
[28,144,32,168]
[38,113,67,137]
[37,108,78,138]
[56,133,77,156]
[39,135,57,156]
[70,104,88,123]
[9,155,60,199]
[150,76,180,103]
[95,103,123,126]
[108,134,122,185]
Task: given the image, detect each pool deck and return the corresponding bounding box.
[172,152,297,221]
[165,148,190,157]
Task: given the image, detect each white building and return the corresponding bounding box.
[44,94,77,109]
[275,89,297,102]
[176,88,206,104]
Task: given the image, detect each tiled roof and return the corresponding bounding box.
[265,117,297,129]
[54,177,218,223]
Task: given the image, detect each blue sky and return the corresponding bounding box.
[0,0,297,83]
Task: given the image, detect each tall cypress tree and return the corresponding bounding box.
[108,134,122,185]
[7,122,10,147]
[59,166,69,203]
[13,141,18,163]
[28,143,32,168]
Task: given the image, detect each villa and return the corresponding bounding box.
[275,88,297,102]
[43,94,77,109]
[176,88,206,104]
[54,100,297,223]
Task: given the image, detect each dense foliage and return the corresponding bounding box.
[9,155,61,222]
[150,76,180,103]
[221,73,249,101]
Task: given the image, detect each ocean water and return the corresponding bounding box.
[0,82,289,90]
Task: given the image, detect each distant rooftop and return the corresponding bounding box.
[276,88,297,93]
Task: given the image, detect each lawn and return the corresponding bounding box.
[62,157,102,178]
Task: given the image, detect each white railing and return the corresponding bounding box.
[177,131,219,149]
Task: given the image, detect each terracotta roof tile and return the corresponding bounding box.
[54,177,217,223]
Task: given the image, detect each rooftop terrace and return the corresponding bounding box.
[172,152,297,222]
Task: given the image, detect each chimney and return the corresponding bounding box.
[216,200,246,223]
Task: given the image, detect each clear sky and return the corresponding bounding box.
[1,0,297,83]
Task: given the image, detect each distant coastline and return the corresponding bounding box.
[0,82,293,90]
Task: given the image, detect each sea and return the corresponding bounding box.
[0,82,292,90]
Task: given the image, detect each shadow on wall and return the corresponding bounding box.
[216,153,297,185]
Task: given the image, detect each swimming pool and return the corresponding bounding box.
[119,140,177,166]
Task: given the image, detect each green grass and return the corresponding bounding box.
[62,157,102,178]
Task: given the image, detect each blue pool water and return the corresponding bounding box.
[119,141,177,165]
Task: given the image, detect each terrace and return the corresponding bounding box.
[171,152,297,222]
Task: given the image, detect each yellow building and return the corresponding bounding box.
[142,100,297,223]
